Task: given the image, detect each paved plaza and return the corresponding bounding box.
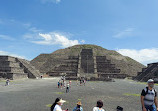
[0,78,155,111]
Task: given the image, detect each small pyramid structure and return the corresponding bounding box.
[134,62,158,82]
[0,56,41,80]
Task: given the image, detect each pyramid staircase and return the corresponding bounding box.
[0,56,41,79]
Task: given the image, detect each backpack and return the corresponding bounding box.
[144,87,156,96]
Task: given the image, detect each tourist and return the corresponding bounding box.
[66,83,70,93]
[116,106,123,111]
[73,101,83,111]
[5,79,10,86]
[58,81,60,88]
[61,76,63,81]
[83,79,86,86]
[141,79,158,111]
[64,81,66,88]
[69,80,71,88]
[80,79,82,86]
[41,75,43,79]
[93,100,105,111]
[50,98,66,111]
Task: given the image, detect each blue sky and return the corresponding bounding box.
[1,0,158,65]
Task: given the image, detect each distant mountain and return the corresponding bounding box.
[31,44,145,77]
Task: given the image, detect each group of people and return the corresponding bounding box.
[58,76,71,93]
[77,78,86,86]
[55,78,158,111]
[50,98,123,111]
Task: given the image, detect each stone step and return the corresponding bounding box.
[0,67,24,73]
[0,72,28,79]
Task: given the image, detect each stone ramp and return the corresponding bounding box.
[16,58,41,78]
[134,63,158,82]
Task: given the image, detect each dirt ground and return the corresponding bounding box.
[0,78,155,111]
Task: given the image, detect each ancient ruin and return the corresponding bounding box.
[134,62,158,82]
[47,49,127,80]
[0,56,41,80]
[31,44,145,80]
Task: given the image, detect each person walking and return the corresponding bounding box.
[5,79,10,86]
[58,81,60,88]
[50,98,66,111]
[93,100,105,111]
[69,80,71,88]
[73,101,83,111]
[83,79,86,86]
[66,83,70,93]
[141,79,158,111]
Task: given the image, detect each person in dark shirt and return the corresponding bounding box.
[141,79,158,111]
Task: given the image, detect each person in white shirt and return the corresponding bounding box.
[93,100,105,111]
[50,98,66,111]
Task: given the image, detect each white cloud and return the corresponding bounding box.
[0,34,15,41]
[81,40,85,43]
[32,32,80,48]
[117,48,158,65]
[40,0,61,4]
[113,28,134,38]
[0,50,27,60]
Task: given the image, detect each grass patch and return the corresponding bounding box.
[136,82,146,85]
[123,93,140,97]
[54,92,64,95]
[46,104,52,108]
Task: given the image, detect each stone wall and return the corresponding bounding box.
[47,56,78,77]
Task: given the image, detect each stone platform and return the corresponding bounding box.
[47,49,127,80]
[134,62,158,82]
[0,56,41,80]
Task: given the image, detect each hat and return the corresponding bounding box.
[117,106,123,111]
[147,79,154,83]
[57,99,66,104]
[77,101,82,105]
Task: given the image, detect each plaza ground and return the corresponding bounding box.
[0,78,155,111]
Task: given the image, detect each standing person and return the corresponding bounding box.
[41,75,43,79]
[141,79,158,111]
[66,83,70,93]
[69,80,71,88]
[83,79,86,86]
[50,98,66,111]
[64,81,66,88]
[93,100,105,111]
[58,81,60,88]
[5,79,10,86]
[73,101,83,111]
[80,79,82,86]
[60,82,63,89]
